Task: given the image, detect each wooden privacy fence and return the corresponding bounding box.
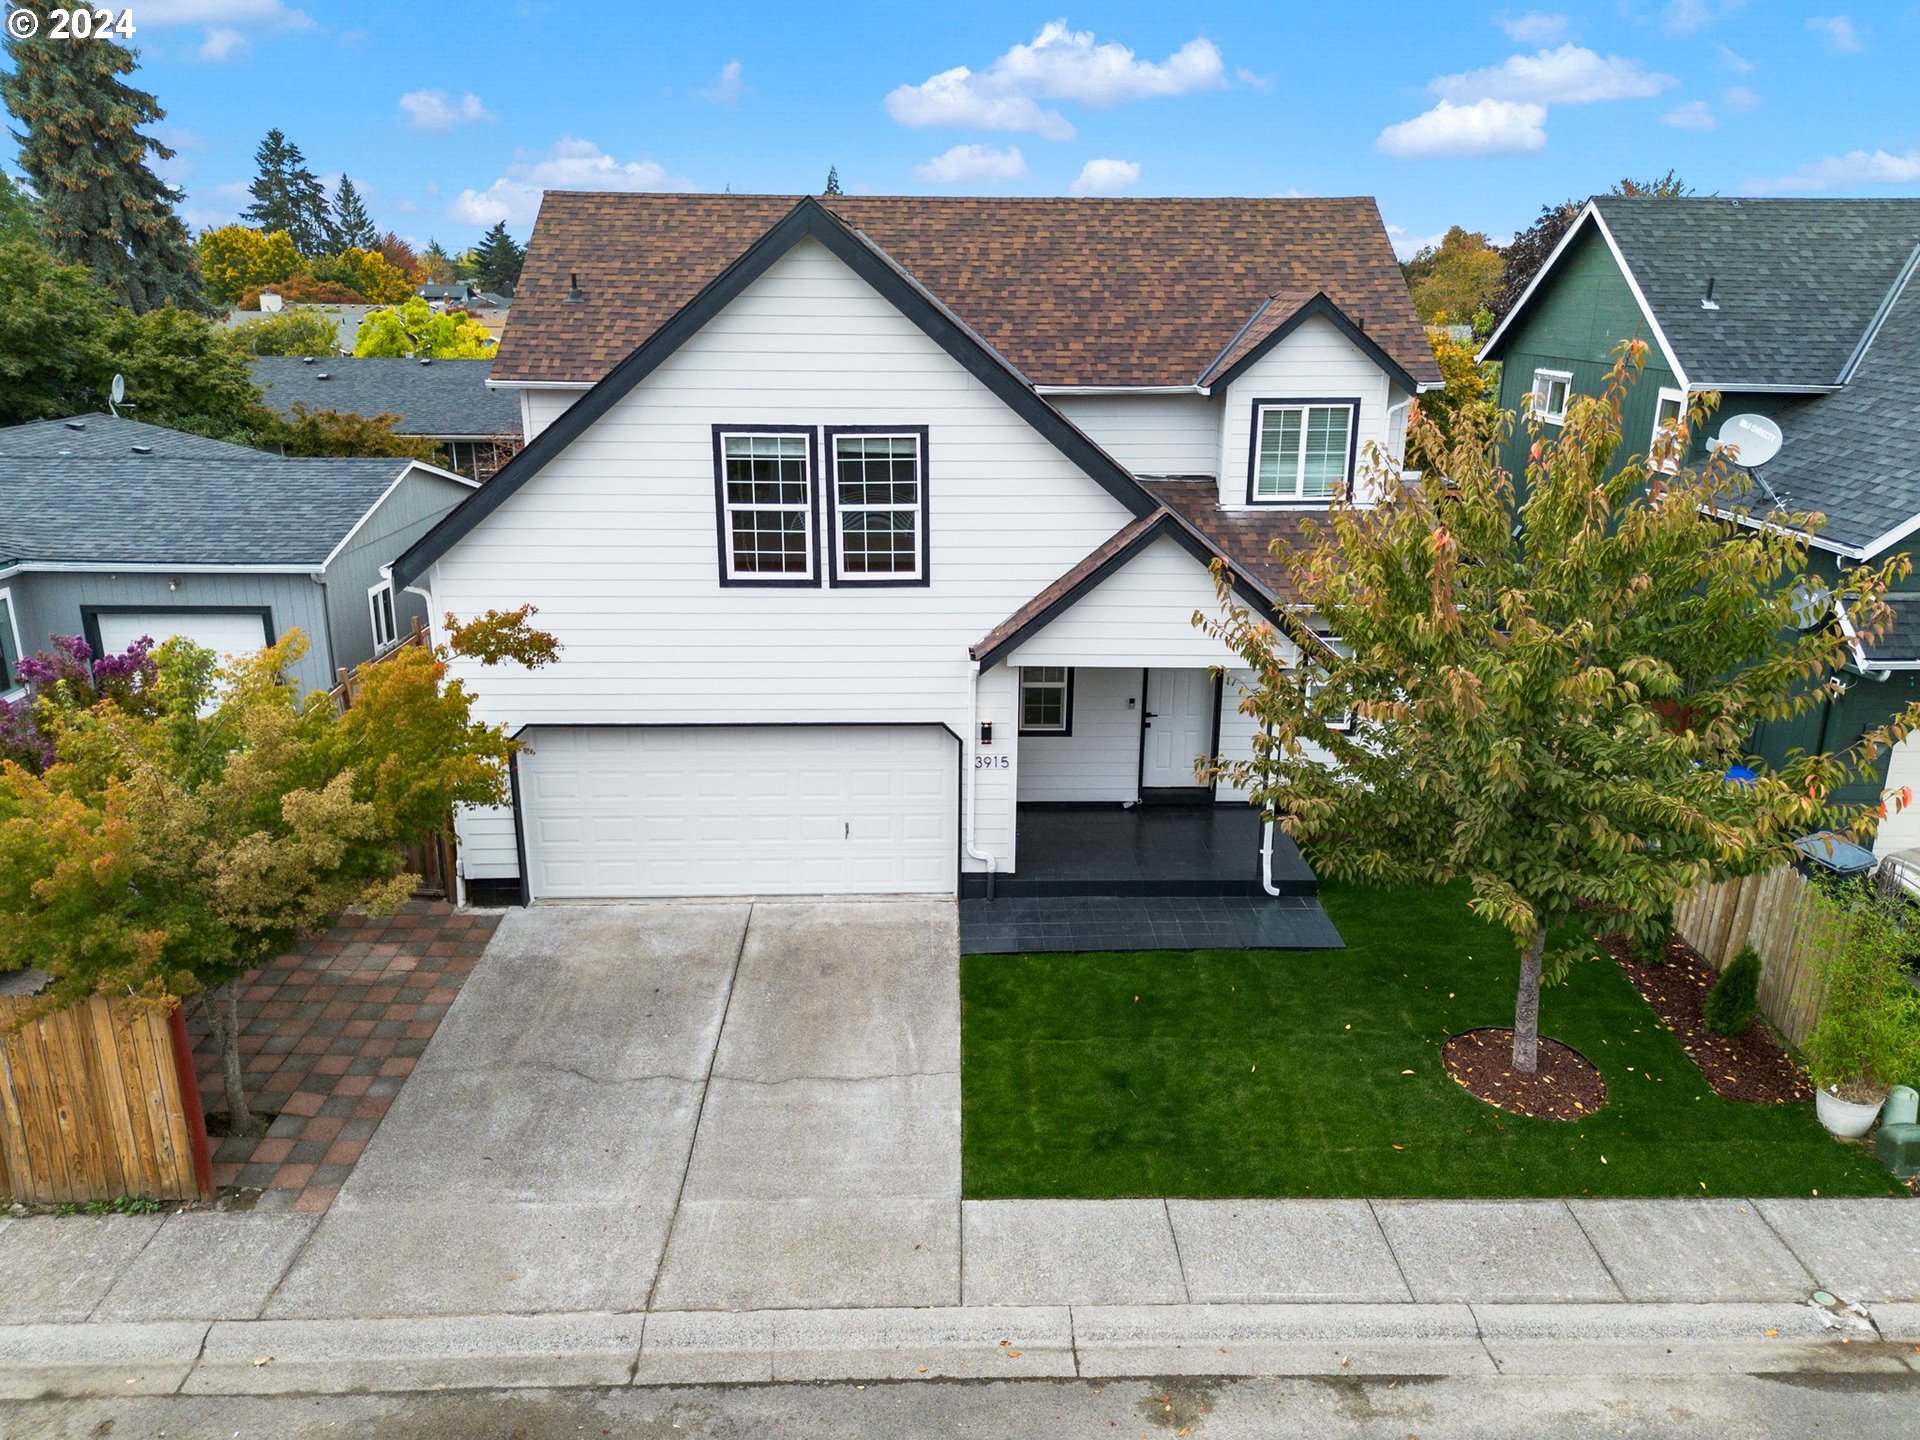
[1672,866,1842,1048]
[0,995,212,1206]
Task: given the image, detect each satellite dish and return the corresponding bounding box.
[108,373,126,416]
[1788,578,1831,630]
[1711,412,1783,468]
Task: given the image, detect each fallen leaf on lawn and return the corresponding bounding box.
[1401,1069,1415,1075]
[1391,1144,1405,1150]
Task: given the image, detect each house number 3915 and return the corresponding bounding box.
[974,754,1010,769]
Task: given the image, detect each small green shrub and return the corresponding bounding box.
[1628,910,1675,964]
[1703,948,1762,1036]
[1803,888,1920,1099]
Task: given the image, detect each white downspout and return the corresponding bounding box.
[1260,819,1282,897]
[964,660,999,899]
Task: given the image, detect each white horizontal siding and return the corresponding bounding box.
[1877,733,1920,857]
[456,804,519,879]
[429,239,1145,876]
[519,386,589,441]
[1004,535,1251,668]
[1049,393,1218,477]
[1017,666,1144,803]
[1217,314,1397,510]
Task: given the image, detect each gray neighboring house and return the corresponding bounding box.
[250,357,523,479]
[0,415,475,697]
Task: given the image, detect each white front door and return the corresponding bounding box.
[1140,668,1215,790]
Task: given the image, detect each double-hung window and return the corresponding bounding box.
[1650,387,1686,471]
[716,429,817,584]
[1531,369,1573,424]
[368,581,397,651]
[1249,400,1356,504]
[1019,666,1073,735]
[829,428,928,584]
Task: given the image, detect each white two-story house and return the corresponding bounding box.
[390,193,1438,914]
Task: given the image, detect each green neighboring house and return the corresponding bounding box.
[1481,196,1920,853]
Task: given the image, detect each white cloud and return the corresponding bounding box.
[1715,43,1753,72]
[1807,16,1863,53]
[1376,98,1547,160]
[179,179,253,233]
[913,144,1026,184]
[199,27,250,60]
[1498,13,1568,44]
[884,21,1226,140]
[1067,157,1141,197]
[1660,100,1715,130]
[1234,66,1274,92]
[399,90,497,133]
[1430,44,1676,106]
[1387,225,1447,262]
[448,138,698,226]
[1752,147,1920,194]
[1663,0,1743,33]
[696,60,745,105]
[1723,85,1759,113]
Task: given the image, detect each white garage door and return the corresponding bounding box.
[1876,731,1920,857]
[519,725,959,899]
[94,610,272,661]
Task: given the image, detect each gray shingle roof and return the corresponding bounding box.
[0,414,268,461]
[251,357,521,438]
[1725,269,1920,553]
[1594,196,1920,389]
[1858,595,1920,665]
[0,452,417,568]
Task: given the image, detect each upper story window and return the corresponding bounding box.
[1019,666,1073,735]
[829,428,929,585]
[368,581,397,651]
[1651,387,1686,472]
[1249,399,1357,505]
[1530,369,1572,425]
[715,428,818,585]
[0,591,17,694]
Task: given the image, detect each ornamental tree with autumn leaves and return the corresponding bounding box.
[1204,345,1918,1073]
[0,608,557,1134]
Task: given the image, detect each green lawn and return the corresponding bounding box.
[961,882,1904,1199]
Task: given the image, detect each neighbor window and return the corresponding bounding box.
[1531,369,1573,424]
[0,592,17,692]
[1019,666,1073,735]
[1250,401,1356,503]
[830,430,927,583]
[717,430,816,583]
[368,581,397,650]
[1651,387,1686,471]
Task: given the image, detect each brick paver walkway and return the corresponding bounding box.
[188,901,500,1214]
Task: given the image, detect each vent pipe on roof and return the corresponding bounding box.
[64,420,85,431]
[565,272,585,303]
[1701,277,1720,311]
[131,444,153,455]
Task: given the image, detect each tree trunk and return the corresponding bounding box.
[1512,927,1546,1073]
[213,982,258,1136]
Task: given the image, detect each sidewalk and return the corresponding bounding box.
[2,1195,1917,1396]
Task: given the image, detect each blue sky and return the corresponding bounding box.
[21,1,1920,256]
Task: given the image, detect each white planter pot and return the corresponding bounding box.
[1816,1087,1884,1139]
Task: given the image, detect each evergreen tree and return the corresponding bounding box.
[2,16,201,312]
[823,165,842,196]
[331,174,378,251]
[243,129,334,256]
[0,171,38,244]
[419,237,455,282]
[469,221,525,294]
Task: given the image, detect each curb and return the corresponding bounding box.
[3,1303,1917,1398]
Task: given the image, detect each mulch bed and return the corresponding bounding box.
[1602,934,1811,1104]
[1442,1026,1608,1120]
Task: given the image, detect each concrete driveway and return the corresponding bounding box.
[265,899,960,1317]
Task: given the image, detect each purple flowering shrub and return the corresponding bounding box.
[0,634,159,772]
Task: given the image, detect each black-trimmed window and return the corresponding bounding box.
[1019,666,1073,735]
[368,581,397,651]
[828,427,929,585]
[715,427,818,584]
[0,593,16,692]
[1248,399,1357,504]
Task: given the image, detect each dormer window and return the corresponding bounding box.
[1248,399,1357,505]
[1530,369,1572,425]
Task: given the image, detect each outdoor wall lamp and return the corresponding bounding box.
[980,721,993,745]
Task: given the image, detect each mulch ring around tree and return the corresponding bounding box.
[1442,1027,1608,1120]
[1602,934,1811,1104]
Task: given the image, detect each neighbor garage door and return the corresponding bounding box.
[518,725,959,899]
[94,609,272,661]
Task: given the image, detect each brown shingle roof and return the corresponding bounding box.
[1136,478,1318,606]
[495,193,1437,389]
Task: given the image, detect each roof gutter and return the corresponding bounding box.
[1035,384,1211,396]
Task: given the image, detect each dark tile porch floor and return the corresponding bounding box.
[959,804,1342,953]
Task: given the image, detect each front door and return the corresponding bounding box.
[1140,668,1215,792]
